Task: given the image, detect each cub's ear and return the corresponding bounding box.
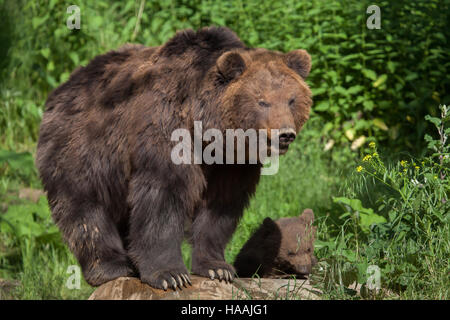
[216,51,246,83]
[262,217,277,237]
[263,217,274,227]
[299,208,314,223]
[285,49,311,79]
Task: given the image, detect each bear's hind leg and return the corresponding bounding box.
[55,201,135,287]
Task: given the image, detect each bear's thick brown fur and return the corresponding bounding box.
[234,209,317,278]
[36,26,312,290]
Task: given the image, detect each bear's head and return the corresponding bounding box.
[265,208,317,277]
[216,47,312,156]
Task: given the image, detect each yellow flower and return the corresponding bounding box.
[403,168,407,173]
[362,155,372,162]
[415,166,419,170]
[400,160,408,167]
[356,166,363,172]
[372,152,378,157]
[369,142,376,148]
[434,175,438,179]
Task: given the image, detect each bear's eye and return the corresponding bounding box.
[288,98,296,106]
[258,101,270,108]
[288,251,296,256]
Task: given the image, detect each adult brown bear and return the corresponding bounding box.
[36,26,312,290]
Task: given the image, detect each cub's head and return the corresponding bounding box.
[216,48,312,155]
[265,209,317,277]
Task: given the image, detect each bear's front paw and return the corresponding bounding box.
[192,261,235,283]
[141,268,192,291]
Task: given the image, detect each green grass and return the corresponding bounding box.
[2,238,94,299]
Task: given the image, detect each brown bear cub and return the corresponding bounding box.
[36,26,312,290]
[234,209,317,278]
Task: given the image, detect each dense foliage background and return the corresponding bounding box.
[0,0,449,299]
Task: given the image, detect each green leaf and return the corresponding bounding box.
[311,87,327,96]
[40,48,50,59]
[373,118,389,131]
[373,74,388,88]
[0,150,35,177]
[359,212,387,231]
[424,115,441,127]
[333,197,368,213]
[49,0,58,9]
[314,240,335,250]
[387,61,396,73]
[341,249,357,262]
[405,72,418,81]
[0,197,55,240]
[68,52,79,65]
[335,86,347,96]
[363,100,375,111]
[345,128,355,141]
[424,134,433,142]
[32,15,48,29]
[333,197,386,232]
[47,61,55,72]
[347,85,364,95]
[314,101,329,112]
[362,69,377,81]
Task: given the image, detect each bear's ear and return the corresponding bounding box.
[300,208,314,223]
[216,51,246,83]
[284,49,311,79]
[261,217,277,237]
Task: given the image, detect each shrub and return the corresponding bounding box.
[315,105,449,298]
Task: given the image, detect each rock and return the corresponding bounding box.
[88,276,321,300]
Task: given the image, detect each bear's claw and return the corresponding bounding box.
[161,274,191,291]
[162,280,168,291]
[208,268,234,283]
[170,277,178,290]
[182,274,192,286]
[143,270,192,291]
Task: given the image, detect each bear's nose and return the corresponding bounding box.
[278,129,296,146]
[295,264,312,276]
